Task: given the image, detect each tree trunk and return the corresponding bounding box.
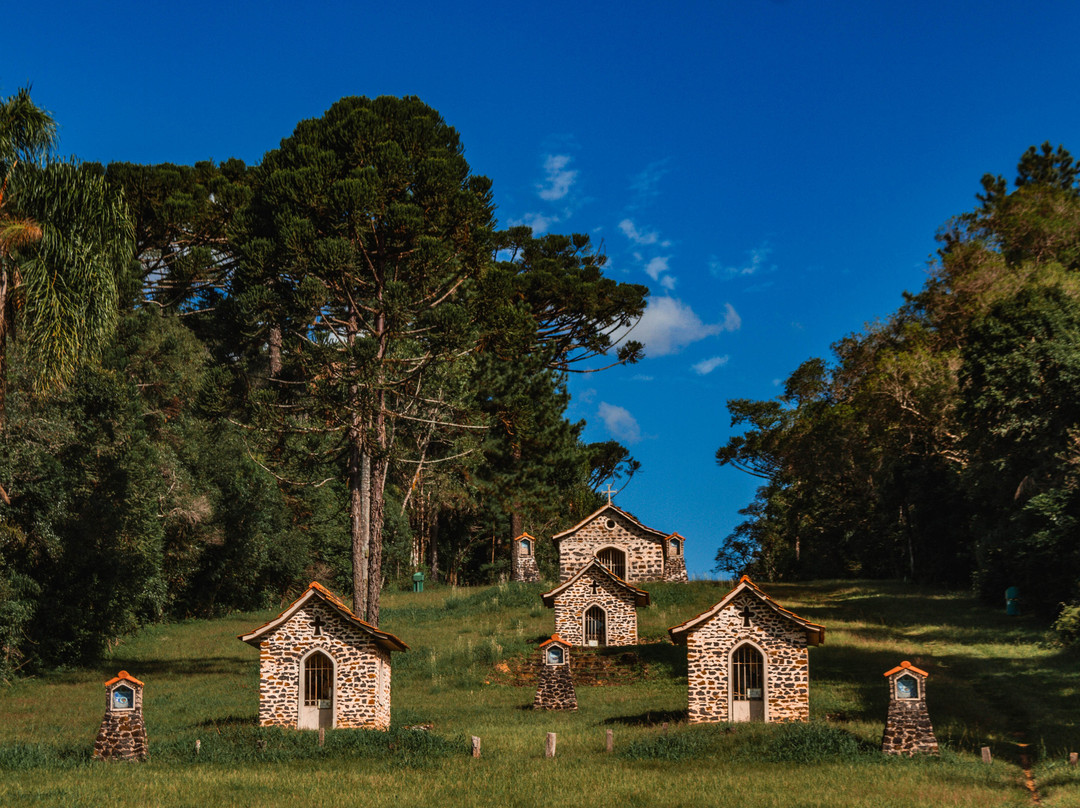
[430,517,440,583]
[268,324,282,378]
[349,426,369,618]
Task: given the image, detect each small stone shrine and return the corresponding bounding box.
[239,582,408,731]
[93,670,148,761]
[541,557,650,646]
[533,635,577,710]
[881,660,939,756]
[511,532,541,582]
[553,490,688,583]
[668,576,825,724]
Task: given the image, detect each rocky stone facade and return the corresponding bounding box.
[93,672,148,762]
[512,533,541,583]
[542,559,649,647]
[669,577,824,724]
[555,504,672,582]
[533,637,577,710]
[663,534,689,582]
[239,583,407,732]
[882,662,939,756]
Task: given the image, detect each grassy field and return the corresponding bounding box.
[1,579,1077,807]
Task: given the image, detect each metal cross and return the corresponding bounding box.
[603,482,615,504]
[312,615,325,636]
[738,604,752,627]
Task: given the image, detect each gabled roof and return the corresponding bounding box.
[552,502,669,543]
[104,670,143,687]
[883,660,928,678]
[238,581,408,653]
[514,532,536,542]
[665,532,686,543]
[541,557,651,608]
[539,634,571,649]
[668,575,825,646]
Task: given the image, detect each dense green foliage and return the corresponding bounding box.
[716,143,1080,638]
[0,92,646,676]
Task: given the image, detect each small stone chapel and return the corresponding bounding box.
[553,496,688,583]
[541,557,650,646]
[239,582,408,731]
[668,576,825,724]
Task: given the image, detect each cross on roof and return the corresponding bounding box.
[738,604,753,628]
[312,615,325,636]
[603,482,615,505]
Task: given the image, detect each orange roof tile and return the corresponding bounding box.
[667,576,825,646]
[883,660,929,678]
[238,582,409,653]
[103,670,144,687]
[552,502,669,542]
[539,634,571,649]
[540,558,651,607]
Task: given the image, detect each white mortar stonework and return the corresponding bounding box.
[669,577,824,724]
[542,559,650,646]
[555,504,678,583]
[240,583,407,732]
[512,533,541,583]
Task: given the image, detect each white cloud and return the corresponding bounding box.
[710,244,775,278]
[631,374,654,382]
[627,159,671,210]
[660,275,677,291]
[619,219,659,246]
[537,154,577,201]
[598,402,642,444]
[514,212,558,235]
[618,297,740,357]
[578,387,597,404]
[693,355,730,375]
[644,256,670,281]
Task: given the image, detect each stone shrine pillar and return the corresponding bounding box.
[881,661,938,756]
[93,670,148,761]
[533,636,577,710]
[512,532,541,583]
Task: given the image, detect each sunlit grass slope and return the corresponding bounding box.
[1,579,1077,807]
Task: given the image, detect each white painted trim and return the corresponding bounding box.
[583,603,608,647]
[728,639,769,723]
[298,647,337,730]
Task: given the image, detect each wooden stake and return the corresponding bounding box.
[606,729,614,753]
[194,739,201,756]
[471,736,481,758]
[1069,751,1078,766]
[318,727,325,747]
[981,746,992,764]
[662,722,669,734]
[546,732,557,758]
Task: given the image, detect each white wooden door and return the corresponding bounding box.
[299,652,334,730]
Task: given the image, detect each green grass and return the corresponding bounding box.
[1,579,1078,807]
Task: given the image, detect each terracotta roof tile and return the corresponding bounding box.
[103,670,143,687]
[540,558,651,607]
[883,660,929,678]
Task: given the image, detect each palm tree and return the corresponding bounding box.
[0,89,132,421]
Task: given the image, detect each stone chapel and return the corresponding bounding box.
[541,557,650,646]
[668,576,824,724]
[553,499,688,583]
[239,582,408,731]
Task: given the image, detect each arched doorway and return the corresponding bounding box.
[584,606,607,646]
[730,643,765,722]
[597,547,626,579]
[299,650,334,730]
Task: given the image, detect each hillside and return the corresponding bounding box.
[1,580,1077,807]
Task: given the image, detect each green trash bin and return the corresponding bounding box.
[412,571,424,593]
[1005,586,1020,616]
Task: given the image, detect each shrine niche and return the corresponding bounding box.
[93,670,148,761]
[533,635,577,710]
[668,576,824,724]
[553,494,688,583]
[541,557,650,646]
[881,661,939,756]
[511,532,541,582]
[239,582,408,731]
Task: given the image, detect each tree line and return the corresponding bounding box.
[0,92,647,677]
[716,143,1080,642]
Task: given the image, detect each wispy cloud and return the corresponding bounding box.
[537,154,577,201]
[660,275,677,291]
[627,159,671,210]
[512,211,559,235]
[693,355,730,375]
[618,297,741,357]
[619,219,660,246]
[644,256,670,281]
[598,402,642,444]
[710,244,776,279]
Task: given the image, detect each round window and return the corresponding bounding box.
[605,518,616,530]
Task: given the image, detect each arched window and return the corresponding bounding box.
[597,547,626,579]
[669,538,681,556]
[585,606,607,646]
[730,643,765,722]
[895,674,919,700]
[520,538,532,556]
[304,651,333,709]
[546,645,564,665]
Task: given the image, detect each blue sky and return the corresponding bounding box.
[6,1,1080,576]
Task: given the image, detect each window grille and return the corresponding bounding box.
[584,606,607,645]
[731,645,764,701]
[304,652,333,707]
[597,547,626,579]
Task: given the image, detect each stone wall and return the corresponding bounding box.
[663,551,688,582]
[93,683,148,761]
[558,511,665,582]
[512,537,541,582]
[257,600,392,730]
[882,673,939,756]
[553,568,639,646]
[533,657,577,710]
[684,592,810,724]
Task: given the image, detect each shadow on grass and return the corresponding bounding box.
[97,656,251,679]
[602,709,687,726]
